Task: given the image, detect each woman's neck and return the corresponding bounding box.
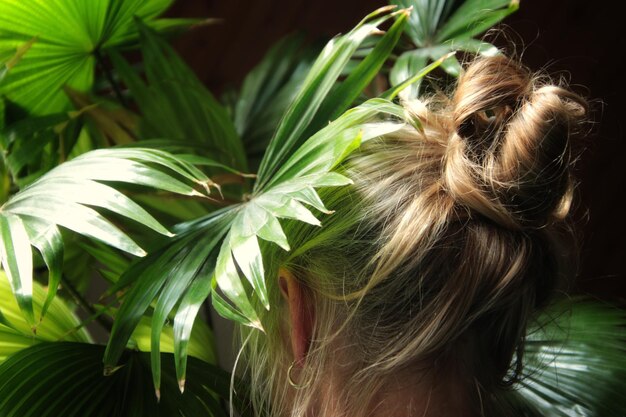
[312,365,476,417]
[365,371,474,417]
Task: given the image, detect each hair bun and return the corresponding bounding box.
[444,56,587,229]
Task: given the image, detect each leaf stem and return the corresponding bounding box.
[94,49,128,109]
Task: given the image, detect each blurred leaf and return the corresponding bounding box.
[390,0,459,46]
[0,342,234,416]
[0,37,36,83]
[0,270,91,363]
[436,0,519,42]
[1,110,89,185]
[234,34,319,167]
[109,20,248,170]
[390,50,429,98]
[498,300,626,417]
[65,87,139,145]
[0,0,176,115]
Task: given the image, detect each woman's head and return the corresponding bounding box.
[238,54,588,417]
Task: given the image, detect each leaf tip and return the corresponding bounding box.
[103,364,124,376]
[251,320,265,333]
[376,5,397,14]
[391,6,412,18]
[155,388,161,402]
[178,379,185,394]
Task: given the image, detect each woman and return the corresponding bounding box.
[237,54,588,417]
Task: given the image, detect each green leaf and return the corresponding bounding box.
[213,234,262,329]
[498,300,626,416]
[23,218,64,319]
[255,6,401,189]
[0,342,234,416]
[234,34,313,143]
[435,0,519,42]
[211,282,254,326]
[235,35,319,169]
[383,52,455,100]
[0,0,175,115]
[390,50,429,99]
[172,267,215,388]
[0,37,36,83]
[0,214,34,327]
[103,208,235,385]
[234,35,316,146]
[268,99,406,188]
[149,227,225,393]
[305,9,409,136]
[210,99,405,328]
[0,270,91,363]
[0,147,212,324]
[0,109,91,188]
[130,307,216,366]
[109,21,248,170]
[390,0,458,46]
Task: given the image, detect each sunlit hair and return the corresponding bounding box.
[235,54,588,417]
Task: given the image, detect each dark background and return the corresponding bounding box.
[164,0,625,302]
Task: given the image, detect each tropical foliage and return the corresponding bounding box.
[0,0,624,416]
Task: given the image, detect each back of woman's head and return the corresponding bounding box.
[239,54,588,417]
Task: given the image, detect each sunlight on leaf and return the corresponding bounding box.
[0,270,91,363]
[0,0,180,114]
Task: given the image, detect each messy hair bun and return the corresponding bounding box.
[445,56,587,229]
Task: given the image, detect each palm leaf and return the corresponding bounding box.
[0,270,91,363]
[390,0,458,47]
[0,108,90,188]
[0,147,213,326]
[234,34,319,168]
[388,0,517,97]
[103,7,409,395]
[255,6,406,189]
[0,37,35,83]
[115,306,217,366]
[109,20,248,171]
[435,0,519,42]
[0,342,235,417]
[0,0,196,115]
[103,207,236,393]
[497,300,626,416]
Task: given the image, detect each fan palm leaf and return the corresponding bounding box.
[0,0,198,115]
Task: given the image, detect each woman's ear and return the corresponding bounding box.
[278,267,315,365]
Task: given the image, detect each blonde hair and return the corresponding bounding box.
[237,54,588,417]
